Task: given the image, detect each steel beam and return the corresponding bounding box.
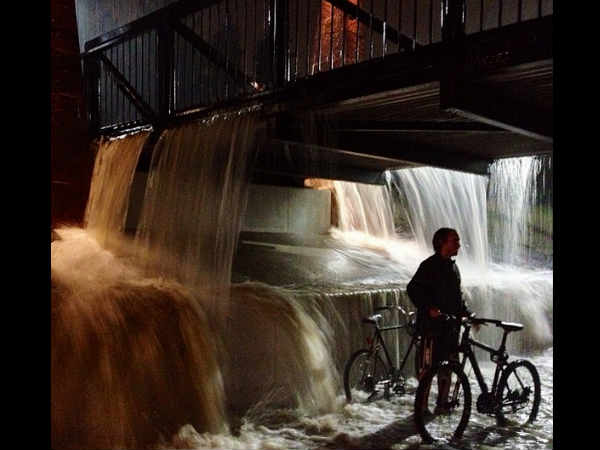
[440,16,553,142]
[333,132,492,175]
[83,0,225,55]
[98,53,158,124]
[171,20,258,90]
[255,139,413,185]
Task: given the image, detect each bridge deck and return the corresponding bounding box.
[82,0,553,181]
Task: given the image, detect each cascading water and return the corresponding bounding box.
[487,157,535,266]
[328,157,553,355]
[51,227,228,450]
[488,156,553,268]
[301,158,553,449]
[133,115,259,319]
[51,113,341,450]
[332,180,396,239]
[84,131,150,248]
[52,131,231,449]
[51,112,552,449]
[387,167,489,268]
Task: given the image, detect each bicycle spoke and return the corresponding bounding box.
[415,364,471,443]
[344,350,389,402]
[497,360,541,427]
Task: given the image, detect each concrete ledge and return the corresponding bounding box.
[243,184,332,234]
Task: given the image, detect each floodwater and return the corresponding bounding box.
[53,128,553,450]
[164,348,553,450]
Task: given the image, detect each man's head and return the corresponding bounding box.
[433,228,460,258]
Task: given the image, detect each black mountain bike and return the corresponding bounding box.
[343,305,420,403]
[414,313,541,444]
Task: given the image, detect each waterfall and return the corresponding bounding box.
[51,227,228,450]
[51,114,342,449]
[388,167,489,269]
[327,157,553,355]
[488,156,553,268]
[84,132,150,248]
[51,110,552,449]
[133,115,259,319]
[332,180,396,238]
[53,131,229,449]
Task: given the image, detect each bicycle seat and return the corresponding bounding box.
[498,321,523,332]
[363,313,383,325]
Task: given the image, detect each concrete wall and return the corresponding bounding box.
[242,184,332,234]
[126,176,332,235]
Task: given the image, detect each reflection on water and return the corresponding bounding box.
[53,121,552,450]
[165,349,553,449]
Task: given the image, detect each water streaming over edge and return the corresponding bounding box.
[84,131,150,248]
[327,160,553,355]
[51,121,552,449]
[51,116,343,449]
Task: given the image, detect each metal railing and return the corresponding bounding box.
[82,0,552,134]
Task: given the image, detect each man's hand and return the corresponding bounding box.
[466,312,481,332]
[429,308,441,318]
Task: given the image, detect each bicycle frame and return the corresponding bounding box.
[370,322,419,377]
[344,307,420,403]
[454,320,511,400]
[415,315,540,443]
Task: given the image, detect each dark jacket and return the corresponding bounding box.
[407,253,469,336]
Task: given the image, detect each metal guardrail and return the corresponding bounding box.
[82,0,552,135]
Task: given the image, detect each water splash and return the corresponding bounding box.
[222,282,341,419]
[51,227,228,450]
[51,115,343,449]
[52,111,551,448]
[325,158,553,354]
[159,349,553,449]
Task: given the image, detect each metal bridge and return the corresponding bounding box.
[81,0,553,183]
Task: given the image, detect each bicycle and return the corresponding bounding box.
[413,313,542,444]
[343,305,420,403]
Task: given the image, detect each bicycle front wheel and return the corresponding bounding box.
[496,359,541,427]
[414,362,472,444]
[343,349,389,402]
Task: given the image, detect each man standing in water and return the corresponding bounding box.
[407,227,472,414]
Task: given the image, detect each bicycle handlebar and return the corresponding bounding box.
[363,305,416,329]
[439,313,523,330]
[439,312,484,324]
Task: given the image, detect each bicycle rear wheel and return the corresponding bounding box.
[343,349,389,402]
[414,362,472,444]
[496,359,541,427]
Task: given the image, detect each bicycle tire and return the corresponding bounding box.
[496,359,541,427]
[343,349,389,403]
[414,361,472,444]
